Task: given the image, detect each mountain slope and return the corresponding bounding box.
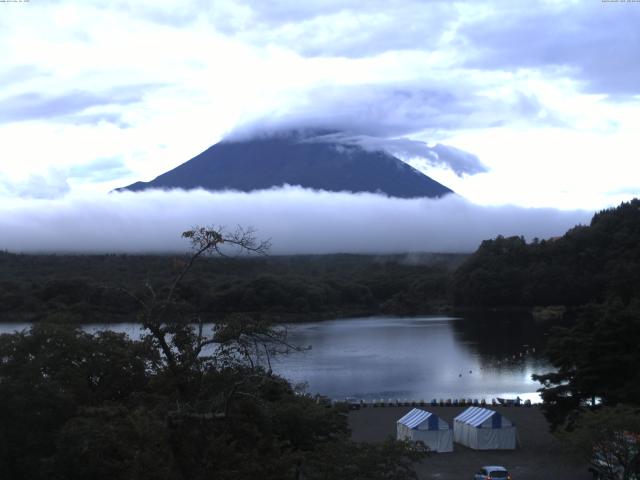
[119,133,453,198]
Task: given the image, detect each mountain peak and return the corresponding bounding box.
[118,131,453,198]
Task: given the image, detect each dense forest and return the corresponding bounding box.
[0,251,463,323]
[452,199,640,308]
[452,200,640,440]
[449,201,640,477]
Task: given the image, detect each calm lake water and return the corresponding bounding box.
[0,314,552,402]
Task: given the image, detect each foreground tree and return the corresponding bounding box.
[0,324,157,480]
[533,300,640,430]
[563,405,640,480]
[303,439,427,480]
[534,300,640,480]
[125,226,271,375]
[0,226,426,480]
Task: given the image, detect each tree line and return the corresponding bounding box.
[453,199,640,478]
[0,251,461,323]
[452,199,640,308]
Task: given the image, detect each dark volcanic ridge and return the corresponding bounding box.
[118,131,453,199]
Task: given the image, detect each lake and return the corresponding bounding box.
[270,315,551,402]
[0,314,552,402]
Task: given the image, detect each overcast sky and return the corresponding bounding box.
[0,0,638,253]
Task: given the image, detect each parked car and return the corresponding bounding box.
[345,397,361,410]
[474,465,512,480]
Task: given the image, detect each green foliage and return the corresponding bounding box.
[451,200,640,448]
[0,324,155,479]
[303,438,427,480]
[560,405,640,480]
[50,406,177,480]
[533,301,640,429]
[0,323,424,479]
[0,253,461,322]
[453,199,640,307]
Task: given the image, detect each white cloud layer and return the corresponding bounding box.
[0,0,638,211]
[0,188,592,254]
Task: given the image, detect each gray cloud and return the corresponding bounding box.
[53,2,638,100]
[226,81,554,178]
[0,65,47,88]
[429,144,486,176]
[228,0,398,26]
[0,171,70,200]
[208,1,639,99]
[238,1,640,97]
[229,83,556,141]
[120,0,455,57]
[0,188,592,254]
[0,158,131,199]
[0,84,158,124]
[302,132,487,176]
[195,0,639,100]
[459,2,640,97]
[231,1,456,58]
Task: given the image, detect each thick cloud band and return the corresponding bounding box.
[0,188,592,254]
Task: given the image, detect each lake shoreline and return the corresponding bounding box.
[0,305,548,325]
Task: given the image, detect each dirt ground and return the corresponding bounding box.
[348,405,592,480]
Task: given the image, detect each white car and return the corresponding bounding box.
[473,465,512,480]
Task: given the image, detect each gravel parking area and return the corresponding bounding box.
[349,405,591,480]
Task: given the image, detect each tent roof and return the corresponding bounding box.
[398,408,436,429]
[454,407,500,427]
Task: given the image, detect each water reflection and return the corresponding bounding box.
[272,316,552,401]
[0,315,554,401]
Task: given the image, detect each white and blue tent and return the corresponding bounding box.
[397,408,453,452]
[453,407,516,450]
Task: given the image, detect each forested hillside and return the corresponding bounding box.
[452,199,640,308]
[448,199,640,441]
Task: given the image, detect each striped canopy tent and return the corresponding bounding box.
[397,408,453,453]
[453,407,516,450]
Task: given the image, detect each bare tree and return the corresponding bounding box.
[122,226,271,376]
